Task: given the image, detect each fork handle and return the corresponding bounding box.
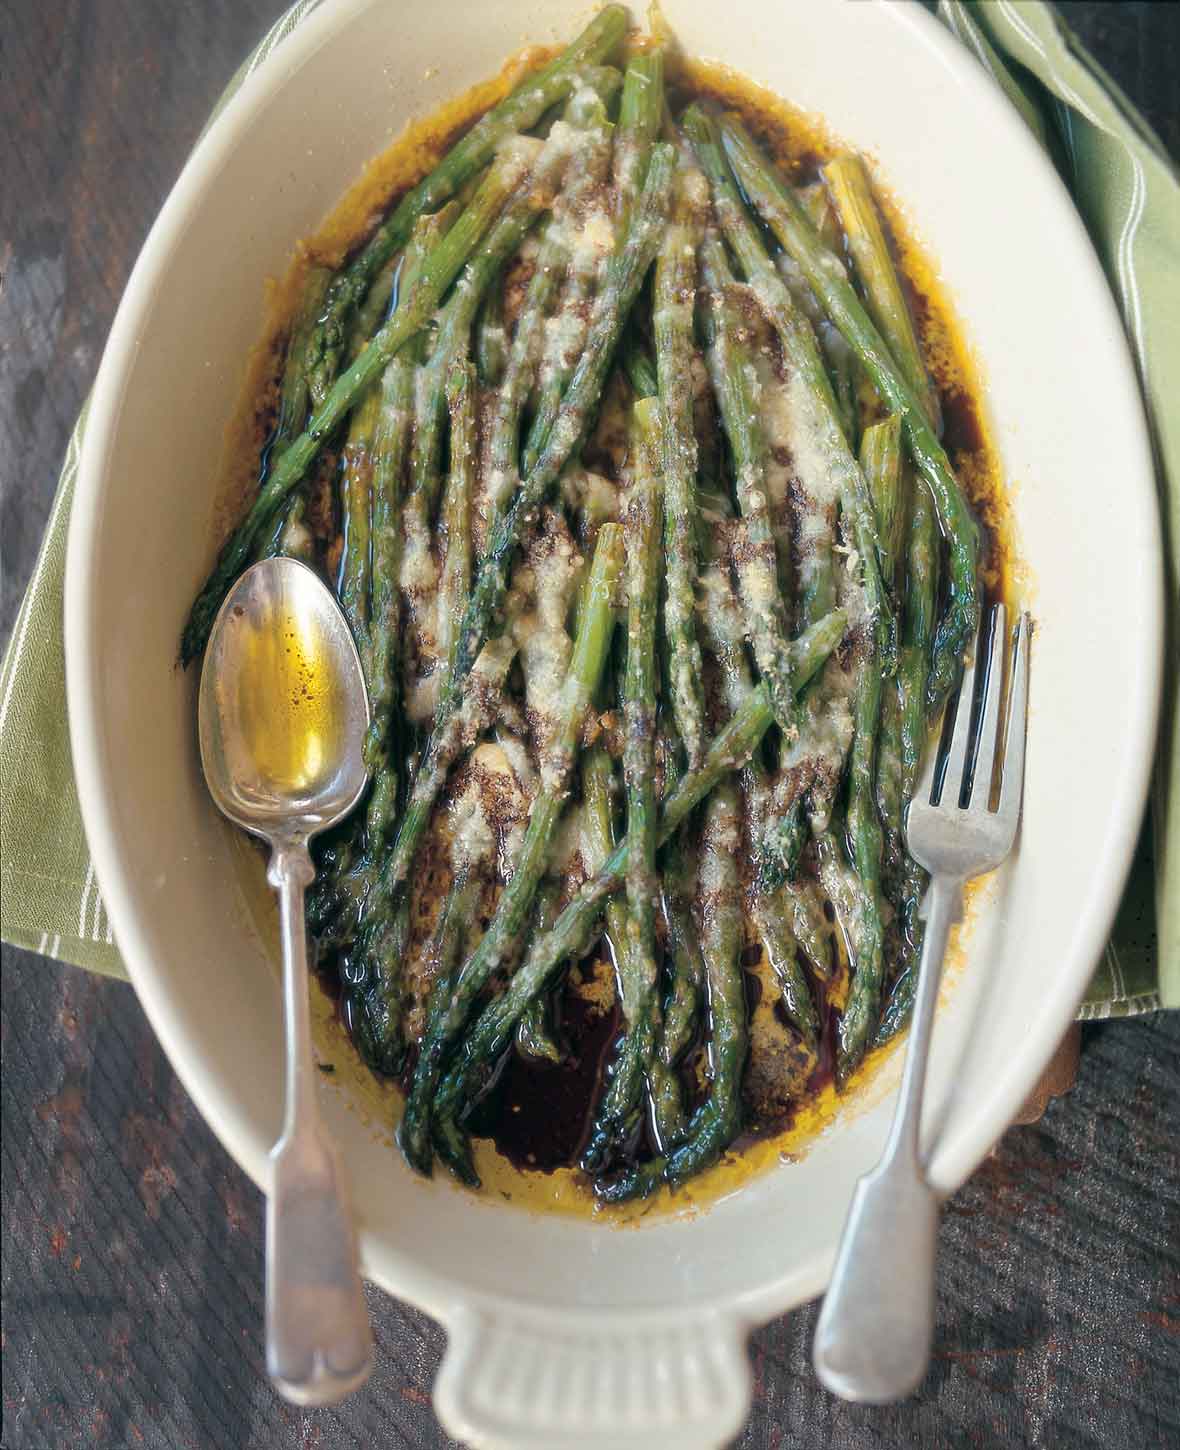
[812,873,962,1403]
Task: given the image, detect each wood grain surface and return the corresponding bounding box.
[2,3,1178,1446]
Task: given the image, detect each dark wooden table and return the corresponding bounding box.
[3,3,1178,1446]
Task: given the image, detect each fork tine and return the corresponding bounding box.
[967,603,1006,807]
[996,612,1030,829]
[913,706,941,806]
[935,612,985,806]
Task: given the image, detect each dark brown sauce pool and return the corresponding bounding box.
[466,992,621,1173]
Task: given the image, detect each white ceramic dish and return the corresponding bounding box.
[65,1,1162,1444]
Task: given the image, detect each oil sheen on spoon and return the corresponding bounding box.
[214,590,353,805]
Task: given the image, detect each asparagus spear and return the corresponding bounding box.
[446,140,673,697]
[655,163,708,767]
[697,560,819,1043]
[648,1048,689,1155]
[596,781,748,1202]
[782,874,838,981]
[570,62,625,113]
[861,413,904,592]
[515,885,565,1063]
[400,386,446,706]
[399,524,623,1175]
[823,154,941,431]
[698,234,802,739]
[515,1008,563,1068]
[792,184,861,446]
[371,118,592,720]
[362,213,449,839]
[406,117,594,547]
[833,413,908,1079]
[658,848,704,1067]
[425,869,478,1032]
[581,403,665,1171]
[865,416,905,847]
[813,821,863,972]
[299,5,628,398]
[659,609,847,837]
[276,266,332,444]
[357,361,414,842]
[874,958,916,1047]
[349,252,403,359]
[306,213,449,949]
[692,113,898,899]
[430,609,847,1170]
[752,355,866,886]
[613,50,666,221]
[255,265,332,562]
[621,400,663,937]
[748,711,838,983]
[582,741,692,1151]
[798,180,833,235]
[719,116,979,710]
[876,678,904,848]
[429,101,612,384]
[379,145,676,900]
[899,466,939,803]
[879,448,940,1046]
[336,386,379,673]
[475,277,508,386]
[436,357,476,675]
[835,650,886,1082]
[484,86,614,530]
[582,736,684,1154]
[756,798,805,890]
[507,525,595,1072]
[516,993,564,1064]
[824,157,942,927]
[425,802,508,1184]
[823,323,860,452]
[342,626,524,1075]
[580,745,633,978]
[182,150,535,663]
[519,50,664,475]
[684,105,895,667]
[338,221,464,681]
[757,649,856,896]
[310,213,448,890]
[258,494,316,564]
[750,375,887,938]
[829,420,900,1072]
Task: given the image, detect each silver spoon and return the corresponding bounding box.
[199,556,374,1405]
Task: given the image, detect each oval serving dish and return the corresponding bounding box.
[66,2,1162,1445]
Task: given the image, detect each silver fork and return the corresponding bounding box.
[813,604,1030,1403]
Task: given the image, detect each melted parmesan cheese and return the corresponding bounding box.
[761,369,843,513]
[448,773,497,872]
[511,513,583,760]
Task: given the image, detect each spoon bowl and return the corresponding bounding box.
[198,556,369,838]
[198,555,374,1406]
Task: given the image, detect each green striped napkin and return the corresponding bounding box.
[2,0,1176,1015]
[936,0,1178,1015]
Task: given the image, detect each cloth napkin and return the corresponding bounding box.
[1,0,1176,1014]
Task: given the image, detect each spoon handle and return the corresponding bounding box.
[265,843,373,1406]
